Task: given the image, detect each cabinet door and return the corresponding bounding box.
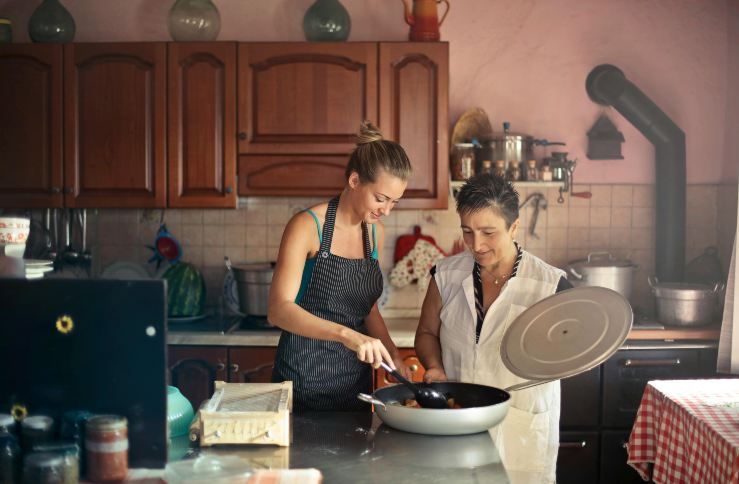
[375,348,426,388]
[600,431,643,484]
[168,346,228,409]
[237,42,377,155]
[228,347,277,383]
[560,366,601,428]
[168,43,237,208]
[379,43,449,209]
[602,349,701,427]
[556,431,600,484]
[64,43,167,208]
[0,45,63,208]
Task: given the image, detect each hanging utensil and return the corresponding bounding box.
[63,208,79,265]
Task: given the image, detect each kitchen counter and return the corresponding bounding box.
[167,316,721,347]
[134,412,511,483]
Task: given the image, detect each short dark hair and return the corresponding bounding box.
[456,173,520,228]
[345,121,412,183]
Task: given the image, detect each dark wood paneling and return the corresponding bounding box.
[168,42,237,208]
[168,345,228,410]
[238,154,348,196]
[64,43,167,208]
[560,366,601,427]
[379,42,449,209]
[0,45,63,208]
[600,431,644,484]
[557,431,600,484]
[237,43,378,155]
[228,347,277,384]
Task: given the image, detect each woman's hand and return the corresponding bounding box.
[423,366,448,383]
[342,330,394,369]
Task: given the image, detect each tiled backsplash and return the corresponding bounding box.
[89,183,738,316]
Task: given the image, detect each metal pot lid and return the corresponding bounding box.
[569,252,636,268]
[501,286,633,381]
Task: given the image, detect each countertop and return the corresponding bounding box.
[167,315,721,347]
[161,411,511,484]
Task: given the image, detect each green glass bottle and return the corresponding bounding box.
[303,0,351,42]
[28,0,76,43]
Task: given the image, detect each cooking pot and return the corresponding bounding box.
[475,122,564,171]
[231,262,274,316]
[566,252,638,301]
[648,276,724,327]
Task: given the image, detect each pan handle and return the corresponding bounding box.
[504,379,555,392]
[357,393,386,410]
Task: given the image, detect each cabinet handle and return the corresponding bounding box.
[238,132,248,141]
[559,441,587,449]
[623,358,681,367]
[225,186,233,194]
[229,363,240,373]
[50,187,61,194]
[409,364,419,372]
[215,363,225,372]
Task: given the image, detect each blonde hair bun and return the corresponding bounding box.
[356,120,383,145]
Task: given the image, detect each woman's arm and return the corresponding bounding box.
[415,277,448,382]
[267,212,393,368]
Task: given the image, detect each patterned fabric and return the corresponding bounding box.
[272,197,383,411]
[472,242,523,343]
[627,379,739,484]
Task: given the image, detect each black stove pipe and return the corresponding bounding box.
[586,64,685,282]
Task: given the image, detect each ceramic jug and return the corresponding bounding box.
[401,0,449,42]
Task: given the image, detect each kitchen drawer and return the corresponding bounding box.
[560,366,601,428]
[556,431,600,484]
[600,430,643,484]
[602,348,701,428]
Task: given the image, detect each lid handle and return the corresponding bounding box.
[587,251,613,263]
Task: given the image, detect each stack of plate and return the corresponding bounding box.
[24,259,54,280]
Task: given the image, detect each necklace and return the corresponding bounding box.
[480,267,513,287]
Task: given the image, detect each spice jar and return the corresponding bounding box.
[506,161,521,182]
[21,415,54,452]
[0,428,21,484]
[525,159,539,181]
[450,143,475,181]
[23,449,79,484]
[541,164,553,181]
[480,160,493,175]
[30,444,80,484]
[85,415,128,482]
[493,160,506,178]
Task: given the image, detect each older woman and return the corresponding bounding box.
[415,173,571,483]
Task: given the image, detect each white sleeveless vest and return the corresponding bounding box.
[433,250,565,483]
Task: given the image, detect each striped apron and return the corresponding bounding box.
[272,197,383,411]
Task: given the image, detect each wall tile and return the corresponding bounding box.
[203,226,225,247]
[203,209,224,225]
[181,224,203,247]
[569,207,590,227]
[268,224,284,247]
[546,227,568,249]
[224,225,246,247]
[611,185,633,207]
[224,209,246,225]
[245,226,266,247]
[589,228,610,250]
[568,185,591,207]
[631,207,655,228]
[589,185,612,207]
[590,207,612,228]
[632,185,655,207]
[611,207,632,228]
[609,227,632,251]
[181,210,203,224]
[203,246,226,268]
[224,246,247,262]
[567,227,590,249]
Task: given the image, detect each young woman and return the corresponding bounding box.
[415,173,572,483]
[268,121,413,411]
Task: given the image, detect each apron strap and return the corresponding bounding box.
[318,197,339,255]
[361,223,371,259]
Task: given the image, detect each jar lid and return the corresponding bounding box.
[22,415,54,430]
[569,252,636,268]
[24,451,64,468]
[454,143,475,148]
[0,413,13,428]
[87,415,127,431]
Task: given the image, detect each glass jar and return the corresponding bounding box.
[23,449,78,484]
[21,415,54,452]
[525,159,539,181]
[506,161,521,182]
[27,0,76,43]
[168,0,221,41]
[480,160,492,176]
[493,160,506,179]
[303,0,351,41]
[0,428,21,484]
[450,143,475,181]
[85,415,127,482]
[60,411,91,477]
[27,444,80,484]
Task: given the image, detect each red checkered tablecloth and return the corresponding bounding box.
[627,379,739,484]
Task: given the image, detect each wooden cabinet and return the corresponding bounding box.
[375,348,426,387]
[237,42,449,208]
[556,431,600,484]
[168,346,228,409]
[379,43,449,209]
[64,43,167,208]
[228,347,276,383]
[168,43,237,208]
[0,45,64,208]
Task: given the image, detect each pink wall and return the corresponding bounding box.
[2,0,734,183]
[723,0,739,183]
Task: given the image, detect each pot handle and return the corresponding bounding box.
[587,251,613,263]
[648,275,659,289]
[504,379,555,392]
[358,393,386,410]
[713,282,726,294]
[568,267,583,280]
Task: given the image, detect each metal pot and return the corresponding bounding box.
[475,123,564,171]
[648,276,724,327]
[566,252,638,301]
[231,262,274,316]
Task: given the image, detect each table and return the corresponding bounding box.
[627,379,739,484]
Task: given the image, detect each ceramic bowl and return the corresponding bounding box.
[167,386,195,438]
[0,218,30,245]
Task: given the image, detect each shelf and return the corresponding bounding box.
[450,180,564,189]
